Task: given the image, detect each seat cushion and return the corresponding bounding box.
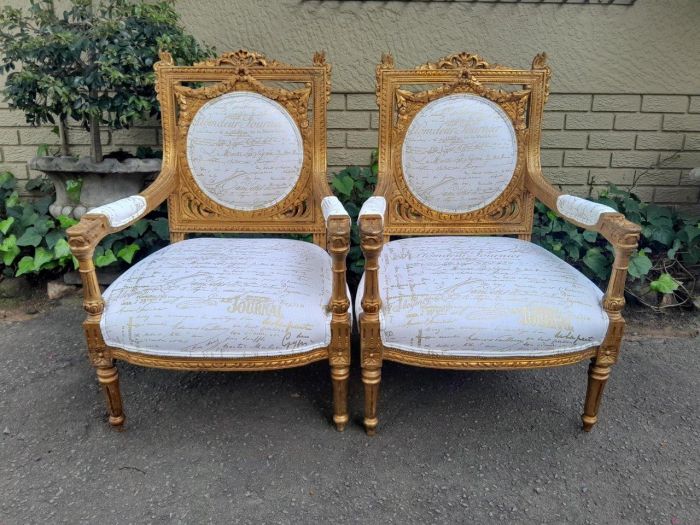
[356,236,609,358]
[101,238,338,358]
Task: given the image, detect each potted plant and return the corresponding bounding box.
[0,0,213,218]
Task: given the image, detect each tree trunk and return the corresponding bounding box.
[89,113,103,163]
[58,118,70,157]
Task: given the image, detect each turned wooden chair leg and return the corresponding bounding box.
[330,364,350,432]
[96,364,125,429]
[582,358,611,432]
[362,366,381,435]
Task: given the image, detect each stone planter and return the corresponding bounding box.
[28,156,161,219]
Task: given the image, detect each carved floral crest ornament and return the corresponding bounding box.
[67,51,352,431]
[357,52,641,435]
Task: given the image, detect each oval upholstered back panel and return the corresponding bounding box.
[186,91,304,211]
[401,93,518,214]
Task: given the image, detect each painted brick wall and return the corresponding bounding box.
[1,92,699,209]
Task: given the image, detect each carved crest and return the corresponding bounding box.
[417,52,502,71]
[194,49,285,68]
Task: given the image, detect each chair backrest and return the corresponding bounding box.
[374,52,551,237]
[154,50,332,242]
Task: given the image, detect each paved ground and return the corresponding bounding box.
[0,294,698,524]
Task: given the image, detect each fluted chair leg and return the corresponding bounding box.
[582,358,611,432]
[331,365,350,432]
[362,367,381,435]
[96,365,125,429]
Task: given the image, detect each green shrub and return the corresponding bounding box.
[0,171,168,279]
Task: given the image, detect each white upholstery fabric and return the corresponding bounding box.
[401,94,518,214]
[101,238,339,358]
[557,195,617,226]
[321,196,349,223]
[359,196,387,224]
[186,92,303,211]
[356,236,608,357]
[88,195,147,227]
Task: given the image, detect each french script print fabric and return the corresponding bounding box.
[186,92,304,211]
[101,238,334,358]
[557,195,617,226]
[356,236,609,357]
[88,195,147,227]
[401,94,518,214]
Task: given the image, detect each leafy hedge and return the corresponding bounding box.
[0,171,168,279]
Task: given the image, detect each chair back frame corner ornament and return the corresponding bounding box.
[358,52,641,435]
[66,50,352,432]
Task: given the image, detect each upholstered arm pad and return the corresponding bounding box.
[556,195,616,227]
[359,196,387,225]
[86,195,148,228]
[321,196,350,225]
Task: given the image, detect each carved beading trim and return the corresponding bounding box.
[382,347,597,370]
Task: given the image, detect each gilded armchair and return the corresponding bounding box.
[68,50,352,431]
[357,52,640,435]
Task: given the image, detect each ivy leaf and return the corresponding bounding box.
[16,227,43,247]
[53,238,72,258]
[0,234,20,265]
[0,216,14,234]
[667,238,682,260]
[44,230,65,250]
[331,174,354,196]
[150,218,169,241]
[94,249,117,268]
[117,243,140,263]
[57,215,78,229]
[582,230,598,243]
[649,273,680,294]
[582,248,611,281]
[124,219,149,238]
[628,250,653,279]
[33,246,54,270]
[15,256,35,277]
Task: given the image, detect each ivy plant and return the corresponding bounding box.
[0,0,214,160]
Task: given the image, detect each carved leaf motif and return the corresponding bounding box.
[418,52,502,71]
[194,49,283,68]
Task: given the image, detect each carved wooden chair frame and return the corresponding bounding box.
[358,52,641,435]
[68,50,352,431]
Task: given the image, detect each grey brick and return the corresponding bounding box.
[690,97,700,114]
[663,114,700,132]
[327,148,375,166]
[328,94,345,111]
[540,149,563,167]
[545,168,589,185]
[563,150,611,167]
[661,152,700,169]
[0,129,19,145]
[0,110,31,127]
[542,112,565,130]
[684,134,700,150]
[634,169,681,185]
[328,111,370,129]
[589,168,635,186]
[370,112,380,130]
[635,133,684,150]
[614,114,662,131]
[592,95,640,112]
[546,94,591,112]
[346,94,377,111]
[541,131,587,149]
[611,151,660,168]
[2,145,40,163]
[680,170,700,185]
[641,95,688,113]
[653,186,700,203]
[558,185,590,198]
[565,113,614,130]
[588,132,635,150]
[0,162,28,179]
[347,130,377,148]
[111,128,158,146]
[327,131,346,148]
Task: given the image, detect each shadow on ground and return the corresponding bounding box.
[1,295,698,523]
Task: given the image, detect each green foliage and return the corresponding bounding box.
[330,151,378,276]
[0,0,214,158]
[533,184,700,307]
[0,171,168,278]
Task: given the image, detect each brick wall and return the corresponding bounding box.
[1,92,699,209]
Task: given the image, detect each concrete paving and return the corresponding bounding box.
[1,295,698,524]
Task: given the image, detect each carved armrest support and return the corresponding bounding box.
[322,197,351,317]
[66,165,175,318]
[359,196,387,315]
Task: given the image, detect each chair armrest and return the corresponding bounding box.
[358,196,387,316]
[322,196,351,317]
[66,165,176,318]
[526,169,640,248]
